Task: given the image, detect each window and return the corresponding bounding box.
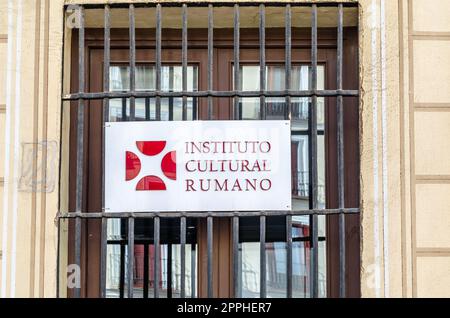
[59,2,360,298]
[108,65,198,121]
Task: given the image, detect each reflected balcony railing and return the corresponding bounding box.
[295,171,325,204]
[265,101,309,120]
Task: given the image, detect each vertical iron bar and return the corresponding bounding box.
[167,243,173,298]
[168,68,174,121]
[127,217,135,298]
[126,12,136,297]
[182,4,188,121]
[58,4,67,298]
[337,4,344,92]
[191,244,196,298]
[337,3,346,298]
[129,4,136,121]
[143,243,149,298]
[119,242,125,298]
[154,217,160,298]
[232,216,239,297]
[180,217,186,298]
[121,98,127,121]
[207,216,213,297]
[259,4,266,120]
[100,4,110,299]
[233,4,240,120]
[193,97,198,120]
[207,4,214,298]
[75,5,84,215]
[207,4,213,120]
[285,4,293,299]
[102,3,110,162]
[310,4,319,299]
[193,68,198,120]
[286,215,293,298]
[285,4,292,119]
[56,218,60,298]
[311,5,318,96]
[100,218,108,298]
[145,98,150,121]
[260,215,266,298]
[74,217,81,298]
[238,235,242,296]
[155,4,162,121]
[74,5,85,299]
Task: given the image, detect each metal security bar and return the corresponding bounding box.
[310,4,319,298]
[59,2,359,299]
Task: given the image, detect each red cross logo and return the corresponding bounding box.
[125,141,176,191]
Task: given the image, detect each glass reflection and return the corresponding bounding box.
[106,65,199,298]
[108,65,198,122]
[235,65,325,132]
[237,64,327,298]
[105,218,198,298]
[291,135,326,210]
[104,63,329,298]
[238,216,326,298]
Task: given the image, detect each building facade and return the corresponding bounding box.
[0,0,449,298]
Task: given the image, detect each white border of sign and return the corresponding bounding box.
[105,120,292,212]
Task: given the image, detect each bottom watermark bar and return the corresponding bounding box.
[0,298,444,317]
[177,301,272,315]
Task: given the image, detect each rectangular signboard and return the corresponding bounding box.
[105,120,292,212]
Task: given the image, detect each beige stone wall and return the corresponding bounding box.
[405,0,450,298]
[0,0,449,298]
[358,0,450,299]
[0,0,63,297]
[0,0,6,297]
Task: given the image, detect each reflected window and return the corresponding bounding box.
[236,64,327,298]
[105,65,200,298]
[238,215,326,298]
[235,65,325,132]
[105,218,198,298]
[108,65,198,122]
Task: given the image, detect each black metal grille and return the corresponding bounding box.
[58,2,359,299]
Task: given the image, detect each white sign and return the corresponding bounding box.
[105,120,292,212]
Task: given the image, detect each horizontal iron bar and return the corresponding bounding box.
[105,235,327,245]
[63,90,359,100]
[57,208,360,219]
[65,3,359,10]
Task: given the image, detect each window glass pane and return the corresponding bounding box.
[235,64,327,298]
[104,62,330,298]
[106,218,198,298]
[239,224,289,298]
[110,66,130,91]
[108,65,198,122]
[238,216,326,298]
[290,216,327,298]
[291,135,325,210]
[235,65,325,125]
